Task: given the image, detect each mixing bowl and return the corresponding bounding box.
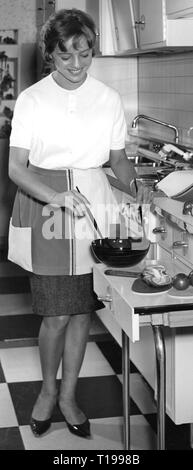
[91,237,150,267]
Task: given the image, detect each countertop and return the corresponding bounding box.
[94,263,193,316]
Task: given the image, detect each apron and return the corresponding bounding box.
[8,164,120,275]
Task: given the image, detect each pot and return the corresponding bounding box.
[91,236,150,267]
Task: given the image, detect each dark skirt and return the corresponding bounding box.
[30,272,104,316]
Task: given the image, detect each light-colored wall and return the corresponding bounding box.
[0,0,37,124]
[0,0,37,239]
[0,0,37,95]
[90,57,138,127]
[138,52,193,146]
[0,0,36,43]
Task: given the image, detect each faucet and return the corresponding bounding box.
[131,114,179,143]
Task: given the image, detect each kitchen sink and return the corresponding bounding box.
[126,134,193,173]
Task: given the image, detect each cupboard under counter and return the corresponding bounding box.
[93,251,193,450]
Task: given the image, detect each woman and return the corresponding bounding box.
[8,9,139,439]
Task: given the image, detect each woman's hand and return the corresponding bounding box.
[50,189,90,217]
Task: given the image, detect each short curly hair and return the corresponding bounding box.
[40,8,97,61]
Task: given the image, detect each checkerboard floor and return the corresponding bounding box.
[0,257,191,450]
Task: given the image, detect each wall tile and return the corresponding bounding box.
[138,52,193,146]
[90,57,138,125]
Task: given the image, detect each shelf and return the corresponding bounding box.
[96,46,193,58]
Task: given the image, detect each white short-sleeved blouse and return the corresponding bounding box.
[10,73,127,170]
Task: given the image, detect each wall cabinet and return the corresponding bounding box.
[138,0,165,48]
[55,0,138,54]
[110,0,138,51]
[166,0,193,18]
[138,0,193,48]
[46,0,193,55]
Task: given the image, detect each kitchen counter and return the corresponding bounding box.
[95,168,193,447]
[93,259,193,450]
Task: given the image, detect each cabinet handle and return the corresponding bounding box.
[97,295,112,303]
[172,240,188,248]
[135,15,146,29]
[152,226,167,234]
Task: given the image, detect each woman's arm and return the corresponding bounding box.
[109,148,138,197]
[110,148,153,205]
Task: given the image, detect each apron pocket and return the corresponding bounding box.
[8,218,32,272]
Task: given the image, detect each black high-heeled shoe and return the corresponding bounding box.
[58,404,91,438]
[30,393,57,437]
[30,416,52,437]
[65,417,90,438]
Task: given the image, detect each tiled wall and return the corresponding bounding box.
[90,57,138,128]
[138,52,193,146]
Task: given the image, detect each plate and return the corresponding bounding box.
[132,278,172,295]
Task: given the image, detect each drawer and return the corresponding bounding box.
[93,266,140,342]
[152,208,193,265]
[151,212,173,250]
[172,227,193,267]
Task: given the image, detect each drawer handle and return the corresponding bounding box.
[97,295,112,303]
[152,226,167,234]
[172,240,188,248]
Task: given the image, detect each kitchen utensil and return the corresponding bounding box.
[76,186,103,239]
[183,201,193,216]
[76,187,150,268]
[136,173,159,189]
[104,269,141,277]
[157,168,172,179]
[138,205,147,240]
[91,237,150,267]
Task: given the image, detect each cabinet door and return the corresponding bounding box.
[166,0,193,18]
[139,0,165,48]
[111,0,138,50]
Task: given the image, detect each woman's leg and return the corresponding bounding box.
[32,315,70,420]
[59,312,91,424]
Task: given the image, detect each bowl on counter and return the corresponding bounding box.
[91,237,150,267]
